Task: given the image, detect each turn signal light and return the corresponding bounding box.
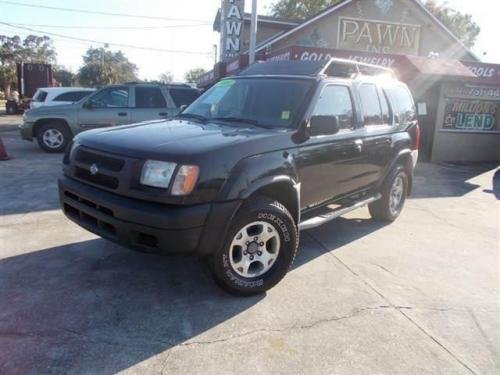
[171,165,199,195]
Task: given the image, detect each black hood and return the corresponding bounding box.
[76,119,295,162]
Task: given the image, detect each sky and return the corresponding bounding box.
[0,0,498,82]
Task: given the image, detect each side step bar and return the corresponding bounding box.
[298,194,382,231]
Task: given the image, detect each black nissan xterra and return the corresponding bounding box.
[59,59,420,295]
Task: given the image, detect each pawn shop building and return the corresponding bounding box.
[199,0,500,162]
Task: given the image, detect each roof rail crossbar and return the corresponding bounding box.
[320,58,394,79]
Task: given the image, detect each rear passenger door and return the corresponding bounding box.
[131,86,171,123]
[355,83,394,187]
[297,84,366,208]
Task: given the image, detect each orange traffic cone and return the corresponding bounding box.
[0,136,10,160]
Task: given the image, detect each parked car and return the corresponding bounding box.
[58,59,420,295]
[30,87,95,109]
[20,83,200,152]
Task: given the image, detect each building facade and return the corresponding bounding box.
[199,0,500,162]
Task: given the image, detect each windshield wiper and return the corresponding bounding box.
[175,113,208,123]
[212,117,272,128]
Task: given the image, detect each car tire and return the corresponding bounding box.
[36,122,71,153]
[209,197,298,296]
[369,165,408,222]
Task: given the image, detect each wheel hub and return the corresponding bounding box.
[246,241,259,254]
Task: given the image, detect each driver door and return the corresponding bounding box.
[78,86,131,130]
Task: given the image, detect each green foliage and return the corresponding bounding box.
[77,48,138,87]
[270,0,341,20]
[425,0,480,48]
[54,67,76,87]
[0,34,57,94]
[184,68,207,83]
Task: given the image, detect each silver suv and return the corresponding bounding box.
[20,83,200,152]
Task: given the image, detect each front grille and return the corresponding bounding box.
[75,148,124,172]
[75,166,119,189]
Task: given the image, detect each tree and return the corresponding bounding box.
[54,67,76,87]
[270,0,341,20]
[0,34,57,96]
[158,71,174,83]
[271,0,480,48]
[78,47,138,87]
[425,0,480,48]
[184,68,207,83]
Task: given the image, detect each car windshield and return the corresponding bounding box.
[182,78,314,128]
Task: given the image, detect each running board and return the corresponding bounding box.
[298,194,382,230]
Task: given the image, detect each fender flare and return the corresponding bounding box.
[380,149,414,195]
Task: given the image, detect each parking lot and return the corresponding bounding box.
[0,123,499,374]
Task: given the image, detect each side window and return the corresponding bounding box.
[312,85,355,130]
[34,90,47,102]
[358,83,383,125]
[135,86,167,108]
[169,89,200,108]
[91,87,129,108]
[54,91,89,102]
[384,84,416,124]
[73,91,92,101]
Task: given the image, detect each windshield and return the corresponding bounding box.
[183,78,314,128]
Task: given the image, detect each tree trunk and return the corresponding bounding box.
[3,84,11,99]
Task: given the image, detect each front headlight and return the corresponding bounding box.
[140,160,177,188]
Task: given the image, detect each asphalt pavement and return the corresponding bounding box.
[0,129,499,374]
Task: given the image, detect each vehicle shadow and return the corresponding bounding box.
[0,215,385,374]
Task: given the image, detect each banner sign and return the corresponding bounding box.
[338,17,421,55]
[461,62,500,85]
[443,99,499,132]
[220,0,245,61]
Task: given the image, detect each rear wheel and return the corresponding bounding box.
[369,165,408,222]
[209,197,298,296]
[36,122,71,153]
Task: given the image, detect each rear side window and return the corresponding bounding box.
[358,84,383,125]
[169,88,200,107]
[384,84,416,124]
[313,85,355,130]
[34,90,47,102]
[135,86,167,108]
[53,91,91,102]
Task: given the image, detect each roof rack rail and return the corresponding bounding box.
[320,58,395,79]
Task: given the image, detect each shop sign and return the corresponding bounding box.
[461,62,500,85]
[443,99,498,132]
[338,17,421,55]
[447,84,500,100]
[220,0,245,60]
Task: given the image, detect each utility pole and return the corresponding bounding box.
[249,0,258,64]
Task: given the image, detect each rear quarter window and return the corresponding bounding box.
[384,84,416,124]
[53,91,92,102]
[34,90,48,102]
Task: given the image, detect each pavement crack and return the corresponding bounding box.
[304,231,478,375]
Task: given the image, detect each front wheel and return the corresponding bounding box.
[36,122,71,153]
[369,166,408,222]
[209,197,298,296]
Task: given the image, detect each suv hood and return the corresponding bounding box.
[26,102,79,116]
[76,119,294,162]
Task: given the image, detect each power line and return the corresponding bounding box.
[5,22,211,30]
[0,22,213,56]
[0,0,210,22]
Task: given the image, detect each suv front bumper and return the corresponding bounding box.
[59,176,212,254]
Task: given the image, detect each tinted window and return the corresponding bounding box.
[359,84,383,125]
[135,86,167,108]
[384,84,416,124]
[34,90,47,102]
[90,87,129,108]
[170,88,200,107]
[312,85,354,130]
[54,91,91,102]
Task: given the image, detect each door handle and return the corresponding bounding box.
[158,112,168,117]
[354,139,363,152]
[118,112,128,117]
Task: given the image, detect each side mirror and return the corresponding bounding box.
[309,115,339,136]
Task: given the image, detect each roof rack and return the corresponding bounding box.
[320,58,395,79]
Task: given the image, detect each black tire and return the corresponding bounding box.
[36,122,71,153]
[209,197,298,296]
[369,165,408,222]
